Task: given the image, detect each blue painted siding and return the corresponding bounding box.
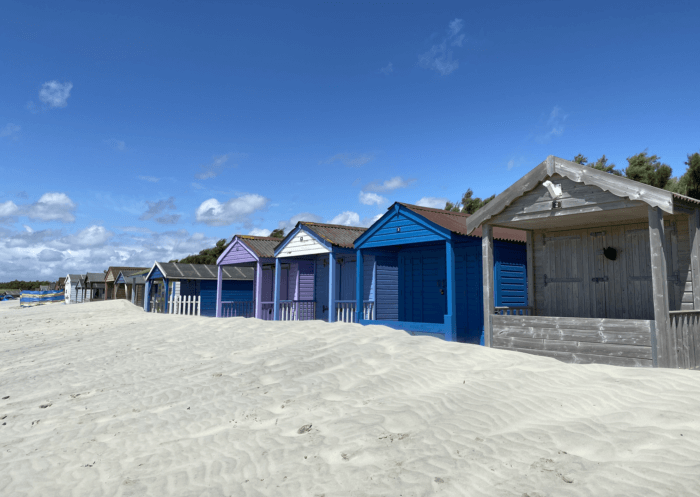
[399,246,446,324]
[359,212,445,248]
[457,243,483,344]
[494,242,528,307]
[200,279,253,317]
[339,260,356,301]
[376,255,398,320]
[149,267,164,280]
[364,254,375,301]
[315,255,329,320]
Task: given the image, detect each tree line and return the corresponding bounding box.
[0,280,53,291]
[445,151,700,214]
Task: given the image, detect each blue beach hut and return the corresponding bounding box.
[272,222,372,321]
[353,203,528,343]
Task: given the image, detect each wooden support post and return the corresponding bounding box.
[163,278,169,314]
[648,206,675,368]
[144,280,151,312]
[328,251,336,323]
[526,231,535,313]
[255,261,263,319]
[356,249,364,323]
[689,209,700,310]
[273,258,281,320]
[482,224,495,347]
[445,239,456,342]
[215,265,223,318]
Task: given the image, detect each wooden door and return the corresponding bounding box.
[543,234,583,317]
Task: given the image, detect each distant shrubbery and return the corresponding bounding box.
[0,281,52,291]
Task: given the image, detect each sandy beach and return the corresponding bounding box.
[1,299,699,496]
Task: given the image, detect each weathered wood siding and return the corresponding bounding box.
[278,230,329,257]
[490,175,647,226]
[533,215,692,319]
[492,314,654,367]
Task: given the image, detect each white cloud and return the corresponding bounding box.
[195,194,268,226]
[536,106,567,143]
[0,201,20,217]
[27,193,76,222]
[37,248,64,262]
[140,197,180,224]
[361,213,383,227]
[320,153,374,168]
[359,191,387,205]
[62,225,114,247]
[138,176,159,182]
[105,138,126,151]
[38,81,73,108]
[248,228,272,237]
[415,197,448,209]
[418,18,465,76]
[277,212,323,234]
[380,62,393,75]
[1,123,21,139]
[329,211,361,226]
[364,176,416,192]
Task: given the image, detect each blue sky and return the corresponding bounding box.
[1,0,699,280]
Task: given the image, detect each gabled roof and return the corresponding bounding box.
[116,268,149,285]
[84,272,106,284]
[220,235,281,263]
[105,266,149,282]
[299,222,367,248]
[398,203,526,243]
[466,155,700,235]
[145,262,254,281]
[67,274,83,283]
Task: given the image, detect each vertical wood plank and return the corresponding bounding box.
[689,210,700,310]
[274,258,282,321]
[255,261,263,319]
[445,239,456,342]
[328,251,336,323]
[356,249,364,323]
[526,231,535,313]
[482,225,495,346]
[649,206,674,368]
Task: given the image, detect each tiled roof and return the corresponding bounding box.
[234,235,282,258]
[300,222,368,248]
[154,262,254,280]
[399,203,527,243]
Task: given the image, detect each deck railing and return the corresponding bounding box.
[221,300,254,318]
[261,302,275,320]
[279,300,316,321]
[494,306,534,316]
[336,300,376,323]
[669,310,700,369]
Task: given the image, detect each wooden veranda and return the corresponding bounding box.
[467,155,700,369]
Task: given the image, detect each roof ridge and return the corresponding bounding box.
[301,221,367,230]
[399,202,472,217]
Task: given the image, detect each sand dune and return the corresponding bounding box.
[1,300,699,496]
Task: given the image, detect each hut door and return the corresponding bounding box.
[543,234,583,317]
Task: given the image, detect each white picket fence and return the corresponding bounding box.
[335,301,376,323]
[169,295,201,316]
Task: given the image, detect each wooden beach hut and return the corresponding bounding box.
[272,222,370,322]
[115,269,148,305]
[64,274,85,304]
[216,235,282,319]
[144,262,254,316]
[353,203,527,343]
[74,276,86,303]
[104,266,148,300]
[83,272,106,301]
[465,155,700,369]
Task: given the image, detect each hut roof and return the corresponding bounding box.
[147,262,254,281]
[84,272,105,284]
[466,155,700,235]
[105,267,149,282]
[398,203,527,243]
[229,235,282,258]
[299,222,367,248]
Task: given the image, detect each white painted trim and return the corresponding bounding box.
[278,230,330,257]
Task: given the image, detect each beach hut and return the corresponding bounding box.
[353,203,527,343]
[272,222,369,322]
[465,155,700,369]
[74,276,86,303]
[104,267,148,300]
[64,274,85,304]
[216,235,282,319]
[115,269,148,305]
[83,272,106,301]
[144,262,254,316]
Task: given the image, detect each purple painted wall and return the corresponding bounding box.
[219,239,257,265]
[262,267,274,302]
[298,261,314,301]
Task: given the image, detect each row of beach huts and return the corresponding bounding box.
[49,157,700,369]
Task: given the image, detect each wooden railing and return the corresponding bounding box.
[279,300,316,321]
[167,295,201,316]
[494,306,533,316]
[336,300,376,323]
[261,302,275,321]
[669,310,700,369]
[221,300,254,318]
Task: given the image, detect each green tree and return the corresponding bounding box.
[445,189,495,214]
[177,238,228,265]
[684,152,700,200]
[270,228,285,238]
[572,154,621,175]
[624,151,672,189]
